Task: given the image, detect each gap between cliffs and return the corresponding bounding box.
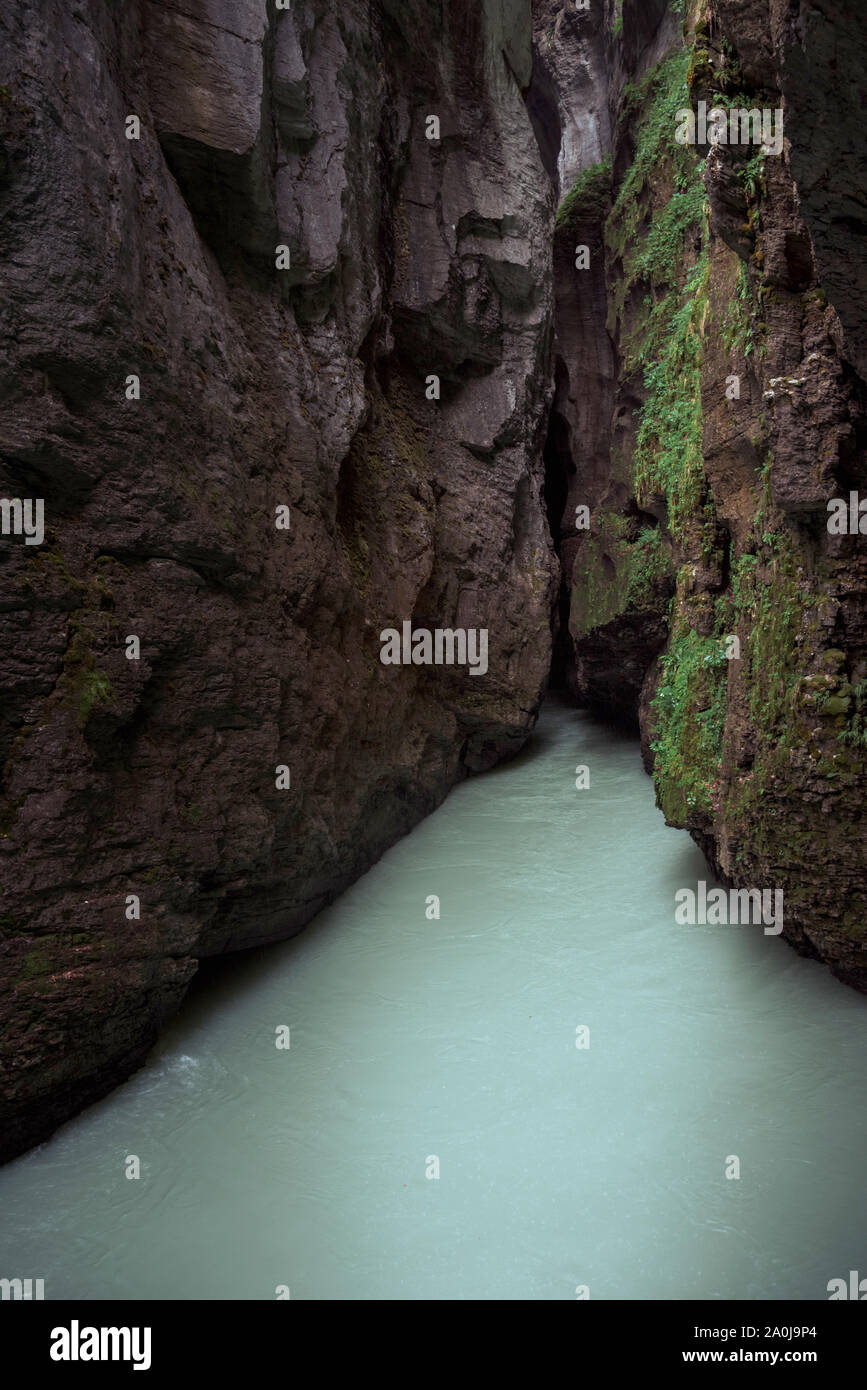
[528,0,867,999]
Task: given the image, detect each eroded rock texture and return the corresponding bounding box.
[0,0,557,1162]
[690,0,867,987]
[2,0,865,1167]
[548,0,867,989]
[530,1,615,692]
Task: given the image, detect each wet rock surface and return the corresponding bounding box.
[2,0,866,1165]
[545,0,867,991]
[0,0,557,1162]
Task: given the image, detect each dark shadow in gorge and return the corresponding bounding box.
[543,400,576,693]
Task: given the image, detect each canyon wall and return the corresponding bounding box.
[553,0,867,989]
[0,0,558,1162]
[2,0,865,1166]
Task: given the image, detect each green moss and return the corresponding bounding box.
[572,519,670,639]
[32,547,84,590]
[625,526,669,609]
[605,48,708,374]
[555,157,612,231]
[75,669,114,726]
[629,30,866,910]
[61,619,116,728]
[606,48,698,265]
[633,250,710,543]
[733,525,812,742]
[838,681,867,749]
[738,148,767,202]
[802,287,827,310]
[709,518,841,837]
[15,937,63,981]
[631,181,707,295]
[574,41,712,652]
[687,47,713,89]
[721,261,759,358]
[650,478,815,834]
[651,616,728,823]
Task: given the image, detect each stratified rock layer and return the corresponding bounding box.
[0,0,557,1162]
[549,0,867,989]
[685,0,867,989]
[2,0,865,1167]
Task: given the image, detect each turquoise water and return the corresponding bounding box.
[1,701,865,1300]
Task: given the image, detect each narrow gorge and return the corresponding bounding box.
[1,0,865,1268]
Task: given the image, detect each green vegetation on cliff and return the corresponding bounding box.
[571,46,711,656]
[571,516,670,639]
[605,46,713,547]
[651,614,728,822]
[594,43,723,818]
[606,46,706,364]
[633,249,709,543]
[555,157,612,232]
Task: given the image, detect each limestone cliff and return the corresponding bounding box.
[549,0,867,989]
[0,0,557,1162]
[2,0,865,1167]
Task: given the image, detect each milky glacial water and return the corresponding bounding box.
[1,700,866,1301]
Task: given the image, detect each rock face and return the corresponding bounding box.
[535,0,683,715]
[547,0,867,990]
[530,2,615,691]
[2,0,865,1166]
[686,0,867,989]
[0,0,557,1162]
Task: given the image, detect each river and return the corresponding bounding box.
[1,700,865,1300]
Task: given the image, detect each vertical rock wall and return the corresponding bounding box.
[547,0,867,990]
[2,0,864,1166]
[0,0,557,1162]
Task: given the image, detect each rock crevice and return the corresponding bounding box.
[2,0,865,1165]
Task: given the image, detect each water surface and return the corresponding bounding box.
[1,701,865,1299]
